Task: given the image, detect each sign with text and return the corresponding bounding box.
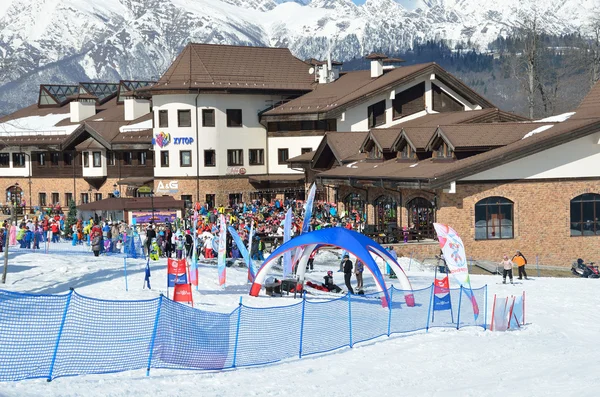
[155,180,178,195]
[226,167,247,176]
[132,210,177,224]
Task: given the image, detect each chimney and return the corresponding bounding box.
[366,53,386,78]
[125,97,151,121]
[309,58,343,84]
[70,94,97,123]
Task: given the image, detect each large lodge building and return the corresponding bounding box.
[1,43,600,266]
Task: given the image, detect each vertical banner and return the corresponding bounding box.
[228,225,255,281]
[144,258,152,289]
[433,223,479,319]
[291,183,317,271]
[301,183,316,234]
[248,221,255,281]
[283,208,293,279]
[189,210,199,286]
[217,214,227,286]
[433,276,451,311]
[167,258,188,287]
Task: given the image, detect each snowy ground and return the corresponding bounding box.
[1,247,599,396]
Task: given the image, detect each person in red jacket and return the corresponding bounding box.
[51,221,60,243]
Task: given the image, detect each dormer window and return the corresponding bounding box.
[369,145,382,160]
[399,144,415,160]
[435,142,453,159]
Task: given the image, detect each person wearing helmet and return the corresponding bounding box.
[323,270,342,293]
[149,237,161,261]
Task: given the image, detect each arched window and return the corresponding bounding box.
[6,185,23,206]
[374,195,398,232]
[570,194,600,236]
[474,197,514,240]
[344,193,366,224]
[407,197,435,239]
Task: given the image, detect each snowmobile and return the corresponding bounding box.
[571,259,600,278]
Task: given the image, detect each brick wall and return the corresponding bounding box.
[154,177,261,206]
[438,180,600,267]
[0,177,123,207]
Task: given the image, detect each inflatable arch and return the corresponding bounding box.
[249,228,415,308]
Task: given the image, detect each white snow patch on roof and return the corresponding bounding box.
[409,163,419,168]
[0,114,78,135]
[522,125,553,139]
[535,112,576,123]
[346,161,358,168]
[119,119,152,132]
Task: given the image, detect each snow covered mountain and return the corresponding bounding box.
[0,0,595,114]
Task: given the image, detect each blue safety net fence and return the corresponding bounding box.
[13,233,145,258]
[0,284,487,382]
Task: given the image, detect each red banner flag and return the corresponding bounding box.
[173,283,193,306]
[168,258,187,275]
[434,276,450,294]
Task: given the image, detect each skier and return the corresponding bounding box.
[149,238,161,261]
[512,250,529,280]
[499,254,514,284]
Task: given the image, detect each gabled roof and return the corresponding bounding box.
[572,81,600,120]
[263,63,495,118]
[287,150,316,164]
[426,123,541,151]
[146,43,315,93]
[430,117,600,186]
[312,131,368,167]
[395,127,436,151]
[360,129,400,152]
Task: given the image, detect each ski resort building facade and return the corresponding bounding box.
[1,43,600,265]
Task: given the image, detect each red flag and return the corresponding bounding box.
[434,276,450,294]
[168,258,187,275]
[173,283,194,306]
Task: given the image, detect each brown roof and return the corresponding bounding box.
[366,53,388,59]
[146,43,315,93]
[435,123,543,150]
[0,134,70,148]
[305,58,343,66]
[263,63,495,117]
[370,129,400,150]
[316,157,450,181]
[0,103,70,125]
[573,81,600,119]
[287,150,316,163]
[326,131,369,162]
[400,127,437,150]
[431,117,600,186]
[317,116,600,186]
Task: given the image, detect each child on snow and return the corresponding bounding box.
[175,235,184,259]
[499,254,514,284]
[149,238,161,261]
[323,270,342,293]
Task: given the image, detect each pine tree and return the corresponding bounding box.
[65,200,77,237]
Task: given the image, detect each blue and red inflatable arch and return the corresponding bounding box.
[249,228,414,308]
